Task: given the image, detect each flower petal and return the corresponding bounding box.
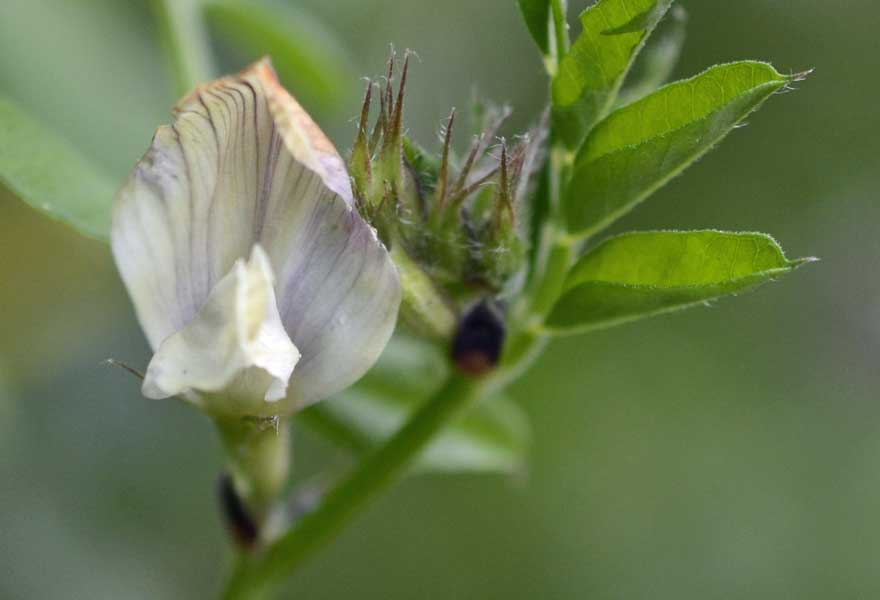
[112,58,400,413]
[142,245,300,411]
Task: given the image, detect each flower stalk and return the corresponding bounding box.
[150,0,215,95]
[217,417,292,523]
[223,373,486,600]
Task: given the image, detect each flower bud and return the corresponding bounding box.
[349,56,547,311]
[218,472,259,550]
[451,300,506,376]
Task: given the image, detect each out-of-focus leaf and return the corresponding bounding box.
[0,362,15,444]
[204,0,356,114]
[545,230,812,335]
[517,0,552,55]
[565,62,791,238]
[552,0,673,150]
[615,5,687,107]
[0,97,115,241]
[301,336,530,474]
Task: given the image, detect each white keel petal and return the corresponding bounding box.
[142,245,300,408]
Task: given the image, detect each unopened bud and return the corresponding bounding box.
[218,472,259,551]
[451,300,506,376]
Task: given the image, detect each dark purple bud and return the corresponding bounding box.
[218,472,259,551]
[451,300,506,376]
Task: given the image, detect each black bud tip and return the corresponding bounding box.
[451,300,506,376]
[218,472,259,551]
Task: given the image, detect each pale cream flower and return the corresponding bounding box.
[112,59,400,418]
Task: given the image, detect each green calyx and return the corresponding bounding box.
[351,53,546,311]
[216,416,292,528]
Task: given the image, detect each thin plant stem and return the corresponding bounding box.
[150,0,216,97]
[550,0,570,65]
[222,373,486,599]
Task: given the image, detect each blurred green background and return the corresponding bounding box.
[1,0,877,598]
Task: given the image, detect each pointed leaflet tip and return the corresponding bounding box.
[790,68,815,83]
[792,256,820,268]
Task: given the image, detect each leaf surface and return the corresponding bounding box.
[552,0,673,149]
[204,0,356,114]
[615,5,688,106]
[545,230,811,334]
[565,61,790,237]
[0,96,115,240]
[517,0,552,55]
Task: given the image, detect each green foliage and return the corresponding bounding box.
[203,0,356,113]
[517,0,552,55]
[564,62,790,238]
[552,0,673,149]
[302,336,530,474]
[545,231,811,334]
[615,4,688,106]
[0,97,115,241]
[0,0,812,523]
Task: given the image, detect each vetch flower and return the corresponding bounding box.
[112,59,401,419]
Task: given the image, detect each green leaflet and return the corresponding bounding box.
[517,0,552,55]
[302,336,530,474]
[615,4,687,107]
[0,96,115,241]
[545,230,812,335]
[203,0,356,114]
[565,61,790,238]
[552,0,673,149]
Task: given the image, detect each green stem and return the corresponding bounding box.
[529,235,575,319]
[550,0,570,65]
[390,244,457,341]
[217,418,292,519]
[150,0,216,96]
[222,373,485,600]
[497,235,573,393]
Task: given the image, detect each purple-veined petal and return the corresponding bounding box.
[112,59,400,415]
